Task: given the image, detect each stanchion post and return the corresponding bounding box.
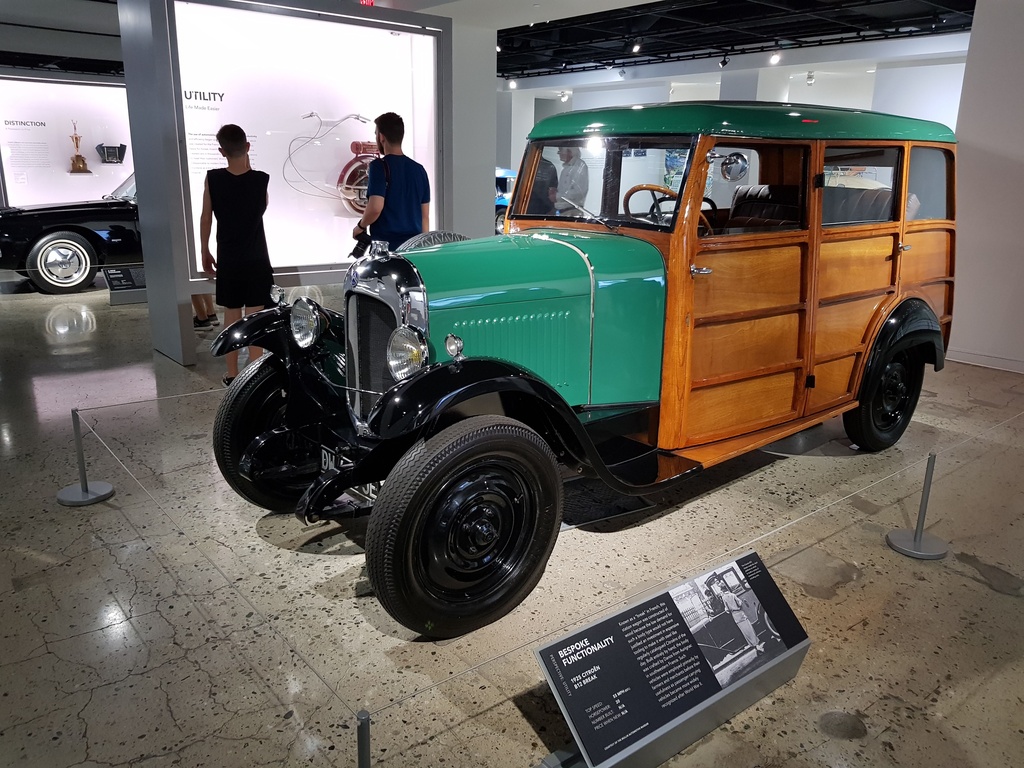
[886,452,948,560]
[357,709,372,768]
[57,408,115,507]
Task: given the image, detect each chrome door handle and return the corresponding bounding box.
[690,265,713,276]
[899,243,912,251]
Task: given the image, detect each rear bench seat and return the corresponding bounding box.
[724,184,802,231]
[821,186,894,225]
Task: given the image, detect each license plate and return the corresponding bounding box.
[321,446,340,472]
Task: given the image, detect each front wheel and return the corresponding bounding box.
[27,231,98,294]
[213,356,310,511]
[365,415,563,638]
[844,348,924,451]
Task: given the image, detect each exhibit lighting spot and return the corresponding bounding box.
[719,55,730,68]
[631,39,641,53]
[770,51,781,65]
[560,91,569,102]
[496,44,501,52]
[508,79,517,89]
[806,71,815,85]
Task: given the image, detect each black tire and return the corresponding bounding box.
[213,356,309,511]
[495,207,507,234]
[27,231,98,294]
[844,348,924,451]
[365,415,563,638]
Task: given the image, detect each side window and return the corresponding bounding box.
[704,144,808,236]
[907,147,953,220]
[822,146,899,226]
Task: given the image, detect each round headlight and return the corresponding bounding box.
[387,326,428,380]
[290,297,322,349]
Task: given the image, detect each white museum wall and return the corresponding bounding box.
[948,0,1024,372]
[873,60,965,129]
[570,83,670,112]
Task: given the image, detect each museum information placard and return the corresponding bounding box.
[536,552,808,768]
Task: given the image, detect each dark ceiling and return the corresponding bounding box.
[0,0,974,79]
[497,0,975,80]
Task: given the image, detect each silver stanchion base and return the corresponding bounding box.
[57,482,115,507]
[886,528,948,560]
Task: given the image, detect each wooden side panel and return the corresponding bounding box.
[919,281,953,320]
[902,229,953,285]
[814,295,888,358]
[686,371,799,443]
[806,357,856,411]
[817,236,894,298]
[692,245,803,316]
[691,314,800,382]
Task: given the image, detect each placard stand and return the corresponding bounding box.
[536,552,809,768]
[102,266,147,305]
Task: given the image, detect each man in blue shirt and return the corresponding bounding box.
[351,112,430,250]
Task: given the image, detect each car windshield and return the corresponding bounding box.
[106,174,137,201]
[508,135,695,231]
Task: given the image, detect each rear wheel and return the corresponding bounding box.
[213,356,310,511]
[365,415,563,638]
[844,348,924,451]
[27,231,98,294]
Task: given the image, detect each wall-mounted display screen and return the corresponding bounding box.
[0,79,133,206]
[173,1,438,273]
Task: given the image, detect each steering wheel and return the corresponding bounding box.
[624,184,678,223]
[699,197,718,236]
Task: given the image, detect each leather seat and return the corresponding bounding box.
[723,184,802,232]
[821,186,894,225]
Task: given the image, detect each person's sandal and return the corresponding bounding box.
[222,374,235,387]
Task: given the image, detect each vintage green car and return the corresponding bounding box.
[212,101,956,637]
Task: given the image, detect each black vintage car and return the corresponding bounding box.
[0,174,142,294]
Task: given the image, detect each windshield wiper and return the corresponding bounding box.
[558,195,619,232]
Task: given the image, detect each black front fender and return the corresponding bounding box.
[211,306,294,361]
[367,358,579,440]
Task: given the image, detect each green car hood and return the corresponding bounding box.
[402,231,667,407]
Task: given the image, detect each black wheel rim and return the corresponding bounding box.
[416,457,538,604]
[872,354,911,433]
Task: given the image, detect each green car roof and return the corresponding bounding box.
[528,101,957,143]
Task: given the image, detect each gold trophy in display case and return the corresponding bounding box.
[69,121,91,174]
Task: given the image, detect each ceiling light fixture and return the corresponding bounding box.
[509,79,517,89]
[560,91,570,103]
[769,51,781,65]
[806,71,815,85]
[618,68,626,78]
[496,44,501,53]
[719,55,730,68]
[632,39,641,53]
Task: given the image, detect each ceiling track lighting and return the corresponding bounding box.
[559,91,569,103]
[806,71,815,85]
[719,54,730,68]
[508,79,517,90]
[769,51,781,65]
[631,38,642,54]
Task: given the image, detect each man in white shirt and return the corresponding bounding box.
[555,146,589,215]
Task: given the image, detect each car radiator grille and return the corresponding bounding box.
[347,293,397,422]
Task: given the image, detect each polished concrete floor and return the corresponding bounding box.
[1,275,1022,768]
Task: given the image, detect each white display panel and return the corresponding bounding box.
[174,1,438,272]
[0,79,134,206]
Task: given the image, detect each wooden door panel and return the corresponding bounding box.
[692,244,804,316]
[814,295,888,359]
[686,372,799,443]
[691,313,800,382]
[818,236,895,298]
[902,229,953,285]
[806,357,857,411]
